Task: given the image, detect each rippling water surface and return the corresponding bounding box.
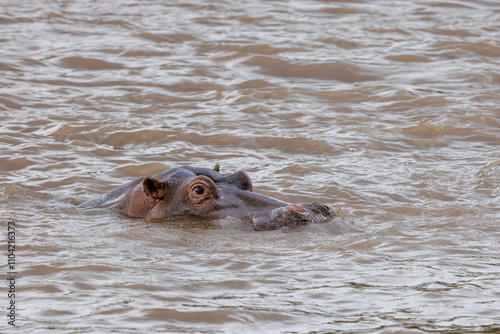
[1,0,499,333]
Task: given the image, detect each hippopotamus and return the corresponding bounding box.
[79,164,334,231]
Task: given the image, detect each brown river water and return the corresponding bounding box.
[1,0,499,333]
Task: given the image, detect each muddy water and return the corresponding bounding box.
[1,0,499,333]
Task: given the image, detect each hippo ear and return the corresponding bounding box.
[225,171,252,192]
[213,163,220,172]
[142,177,168,200]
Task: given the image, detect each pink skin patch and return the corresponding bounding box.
[287,204,307,213]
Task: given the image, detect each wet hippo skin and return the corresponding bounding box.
[79,164,334,231]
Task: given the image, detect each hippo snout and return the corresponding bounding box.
[250,202,335,231]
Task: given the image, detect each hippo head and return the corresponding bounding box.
[81,165,334,231]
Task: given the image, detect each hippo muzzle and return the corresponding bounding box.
[79,164,334,231]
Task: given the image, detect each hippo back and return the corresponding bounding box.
[79,176,144,208]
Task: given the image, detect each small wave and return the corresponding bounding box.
[59,56,124,70]
[243,56,380,82]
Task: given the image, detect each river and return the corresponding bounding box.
[1,0,499,333]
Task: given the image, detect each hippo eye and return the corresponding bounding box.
[193,186,205,195]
